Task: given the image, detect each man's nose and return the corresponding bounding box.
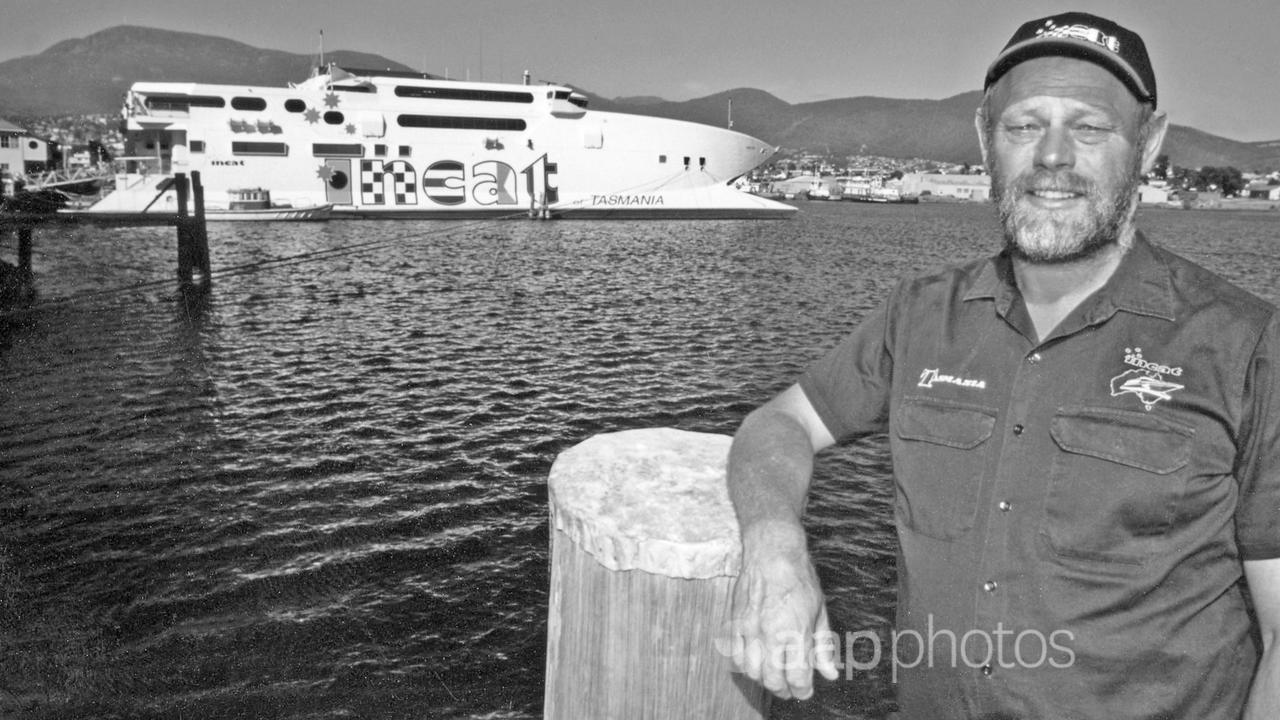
[1035,125,1075,170]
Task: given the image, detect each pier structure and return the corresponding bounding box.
[0,171,211,291]
[544,428,769,719]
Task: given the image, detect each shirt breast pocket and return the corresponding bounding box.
[892,396,997,541]
[1041,407,1194,566]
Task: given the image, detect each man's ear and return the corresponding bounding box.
[1140,109,1170,175]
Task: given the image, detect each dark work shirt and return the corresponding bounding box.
[799,233,1280,720]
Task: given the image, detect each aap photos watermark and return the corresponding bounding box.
[720,615,1076,683]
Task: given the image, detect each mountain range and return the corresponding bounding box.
[2,26,1277,171]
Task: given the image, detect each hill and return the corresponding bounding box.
[1,26,1276,171]
[614,90,1279,171]
[0,25,414,116]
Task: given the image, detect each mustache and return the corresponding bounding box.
[1010,170,1096,197]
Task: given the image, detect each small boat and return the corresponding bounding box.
[205,188,332,221]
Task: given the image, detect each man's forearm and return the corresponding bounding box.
[727,405,818,543]
[1244,631,1280,719]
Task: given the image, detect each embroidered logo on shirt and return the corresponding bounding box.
[1109,347,1184,411]
[918,368,987,390]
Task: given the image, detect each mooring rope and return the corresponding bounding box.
[0,170,754,320]
[0,211,531,320]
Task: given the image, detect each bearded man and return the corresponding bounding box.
[724,12,1280,719]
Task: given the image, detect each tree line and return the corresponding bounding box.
[1149,154,1265,197]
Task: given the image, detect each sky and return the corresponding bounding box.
[4,0,1278,142]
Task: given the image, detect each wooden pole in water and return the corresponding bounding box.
[190,171,211,282]
[17,225,32,277]
[544,428,769,720]
[174,173,193,283]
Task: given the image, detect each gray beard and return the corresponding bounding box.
[991,162,1143,265]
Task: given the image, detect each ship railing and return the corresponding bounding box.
[112,156,169,176]
[107,157,172,192]
[18,165,114,191]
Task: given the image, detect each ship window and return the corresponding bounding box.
[394,86,533,103]
[700,157,706,168]
[144,94,225,110]
[398,145,411,157]
[683,156,690,167]
[397,115,526,131]
[374,144,387,157]
[231,96,267,111]
[190,140,205,153]
[324,111,345,125]
[232,141,289,156]
[332,85,375,93]
[28,140,39,150]
[284,99,306,113]
[569,95,588,109]
[659,155,667,164]
[312,143,363,157]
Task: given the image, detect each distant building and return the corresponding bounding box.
[900,173,992,202]
[1138,184,1171,204]
[1245,181,1280,201]
[0,118,52,176]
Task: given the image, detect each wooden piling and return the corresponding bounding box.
[17,226,32,276]
[191,171,211,280]
[544,428,769,720]
[174,173,196,284]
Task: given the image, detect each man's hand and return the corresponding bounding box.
[724,520,839,700]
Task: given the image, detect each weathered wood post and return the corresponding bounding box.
[544,427,769,720]
[17,225,33,277]
[174,172,194,283]
[190,171,211,282]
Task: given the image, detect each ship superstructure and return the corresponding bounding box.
[91,66,793,219]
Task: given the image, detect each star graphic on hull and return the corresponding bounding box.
[316,165,334,181]
[323,92,341,109]
[345,123,357,135]
[304,108,320,124]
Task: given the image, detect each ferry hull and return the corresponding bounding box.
[90,70,794,220]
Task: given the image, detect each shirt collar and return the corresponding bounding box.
[962,231,1176,322]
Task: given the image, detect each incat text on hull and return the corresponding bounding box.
[89,65,795,220]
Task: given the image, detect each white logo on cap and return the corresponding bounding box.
[1036,19,1121,53]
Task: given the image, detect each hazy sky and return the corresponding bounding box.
[4,0,1278,141]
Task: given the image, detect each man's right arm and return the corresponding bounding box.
[725,383,839,700]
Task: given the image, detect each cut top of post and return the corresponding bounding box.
[548,428,741,579]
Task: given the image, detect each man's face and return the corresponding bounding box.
[983,56,1154,264]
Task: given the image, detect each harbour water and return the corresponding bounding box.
[3,202,1278,720]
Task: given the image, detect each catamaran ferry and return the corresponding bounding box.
[89,65,794,219]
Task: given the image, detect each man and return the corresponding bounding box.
[725,11,1280,719]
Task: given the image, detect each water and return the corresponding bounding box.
[2,202,1277,719]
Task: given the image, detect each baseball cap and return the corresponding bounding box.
[984,11,1157,107]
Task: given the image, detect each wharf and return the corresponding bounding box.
[0,172,211,295]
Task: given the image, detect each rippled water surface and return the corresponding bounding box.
[3,202,1278,719]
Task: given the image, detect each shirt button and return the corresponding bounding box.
[983,580,998,592]
[982,664,994,677]
[1012,423,1025,435]
[1028,352,1042,364]
[998,500,1012,512]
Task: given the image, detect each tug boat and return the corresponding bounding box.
[88,66,793,219]
[204,188,332,221]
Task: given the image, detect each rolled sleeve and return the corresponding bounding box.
[798,287,897,443]
[1236,312,1280,560]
